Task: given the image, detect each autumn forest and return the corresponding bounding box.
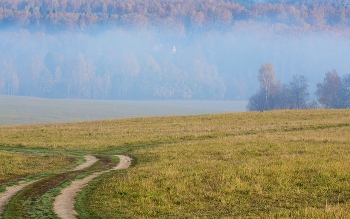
[1,0,350,101]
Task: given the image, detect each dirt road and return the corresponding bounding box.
[0,155,98,218]
[53,155,132,219]
[72,155,98,171]
[0,180,37,217]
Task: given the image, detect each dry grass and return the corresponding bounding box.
[0,151,76,184]
[1,110,349,150]
[1,109,350,218]
[84,135,350,218]
[77,109,350,218]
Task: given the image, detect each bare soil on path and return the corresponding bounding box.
[53,155,132,219]
[72,155,98,171]
[0,155,98,218]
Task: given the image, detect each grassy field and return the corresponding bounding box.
[0,95,247,126]
[1,109,350,218]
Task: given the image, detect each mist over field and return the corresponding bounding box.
[1,0,350,102]
[2,28,350,100]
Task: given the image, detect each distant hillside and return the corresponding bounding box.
[0,0,349,33]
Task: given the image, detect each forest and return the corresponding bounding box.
[1,0,350,100]
[1,0,350,32]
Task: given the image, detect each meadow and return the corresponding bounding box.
[0,95,247,126]
[1,109,350,218]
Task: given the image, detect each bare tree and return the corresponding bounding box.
[248,63,280,111]
[276,83,293,110]
[288,74,309,109]
[316,70,342,109]
[247,87,268,111]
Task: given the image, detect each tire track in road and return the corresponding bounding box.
[53,155,132,219]
[0,155,98,218]
[0,180,37,217]
[72,155,98,171]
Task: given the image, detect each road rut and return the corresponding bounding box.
[0,155,98,218]
[53,155,132,219]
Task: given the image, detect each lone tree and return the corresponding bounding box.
[288,74,309,109]
[248,63,280,111]
[316,70,342,108]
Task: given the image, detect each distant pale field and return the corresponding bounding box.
[0,95,247,126]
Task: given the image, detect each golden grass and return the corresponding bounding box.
[0,109,349,150]
[80,110,350,218]
[85,134,350,218]
[0,151,76,183]
[2,109,350,217]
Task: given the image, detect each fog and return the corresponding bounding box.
[1,26,350,100]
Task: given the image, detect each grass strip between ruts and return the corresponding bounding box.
[75,154,136,219]
[1,155,119,219]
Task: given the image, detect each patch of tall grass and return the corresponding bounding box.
[0,151,76,184]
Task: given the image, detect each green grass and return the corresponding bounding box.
[1,109,350,218]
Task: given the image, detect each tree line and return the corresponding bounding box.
[1,0,350,34]
[248,63,350,110]
[0,50,225,100]
[1,29,350,101]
